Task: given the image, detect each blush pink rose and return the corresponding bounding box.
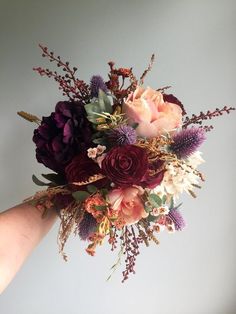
[123,86,183,137]
[107,186,148,225]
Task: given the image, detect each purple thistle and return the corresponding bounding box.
[170,127,206,159]
[90,75,108,98]
[168,208,186,231]
[108,125,137,146]
[78,212,98,241]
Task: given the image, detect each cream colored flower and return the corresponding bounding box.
[153,151,204,200]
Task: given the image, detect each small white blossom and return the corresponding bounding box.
[151,205,169,216]
[96,145,106,155]
[87,147,97,159]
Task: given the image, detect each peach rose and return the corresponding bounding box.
[123,86,182,137]
[107,186,148,226]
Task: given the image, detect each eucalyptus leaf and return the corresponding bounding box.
[100,188,109,197]
[144,205,152,213]
[32,174,50,186]
[85,90,112,125]
[169,197,174,210]
[98,89,113,113]
[162,195,167,204]
[41,173,65,185]
[87,185,97,194]
[94,205,107,211]
[149,194,162,206]
[147,215,158,222]
[72,191,90,202]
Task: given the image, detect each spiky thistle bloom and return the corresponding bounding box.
[78,212,98,241]
[90,75,108,98]
[108,125,137,146]
[168,208,186,231]
[170,127,206,159]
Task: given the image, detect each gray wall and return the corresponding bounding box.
[0,0,235,313]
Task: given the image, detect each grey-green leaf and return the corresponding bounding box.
[98,89,112,113]
[149,194,162,206]
[32,174,50,186]
[87,185,97,194]
[72,191,90,202]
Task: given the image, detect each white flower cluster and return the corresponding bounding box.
[154,151,204,200]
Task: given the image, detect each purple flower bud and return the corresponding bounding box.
[108,125,137,146]
[170,127,206,159]
[90,75,108,98]
[79,212,97,241]
[168,208,186,231]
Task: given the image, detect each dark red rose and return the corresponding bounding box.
[65,153,106,188]
[101,145,148,188]
[141,160,165,189]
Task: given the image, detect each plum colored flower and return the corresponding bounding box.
[101,145,148,188]
[90,75,108,98]
[65,153,106,188]
[108,186,148,225]
[123,86,183,137]
[33,101,93,174]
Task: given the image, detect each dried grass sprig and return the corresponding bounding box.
[139,54,155,85]
[17,111,41,125]
[33,44,90,103]
[183,106,235,128]
[57,201,84,261]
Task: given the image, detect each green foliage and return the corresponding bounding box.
[41,173,65,185]
[169,197,174,210]
[32,173,64,187]
[32,174,51,187]
[147,214,158,222]
[72,191,90,202]
[94,205,107,211]
[162,195,167,204]
[100,188,109,198]
[149,194,162,207]
[85,89,113,124]
[87,185,97,194]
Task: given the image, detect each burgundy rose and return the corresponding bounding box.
[141,160,165,189]
[33,101,93,174]
[65,153,106,188]
[101,145,148,188]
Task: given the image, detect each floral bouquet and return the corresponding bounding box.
[18,45,234,282]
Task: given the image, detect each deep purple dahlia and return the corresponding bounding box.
[33,101,93,174]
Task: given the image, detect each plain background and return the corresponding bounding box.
[0,0,235,313]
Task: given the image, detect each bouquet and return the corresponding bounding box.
[18,45,235,282]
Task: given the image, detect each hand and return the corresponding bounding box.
[0,202,57,294]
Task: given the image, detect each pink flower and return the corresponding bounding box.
[123,86,183,137]
[107,186,148,226]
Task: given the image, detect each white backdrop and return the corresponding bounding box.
[0,0,235,313]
